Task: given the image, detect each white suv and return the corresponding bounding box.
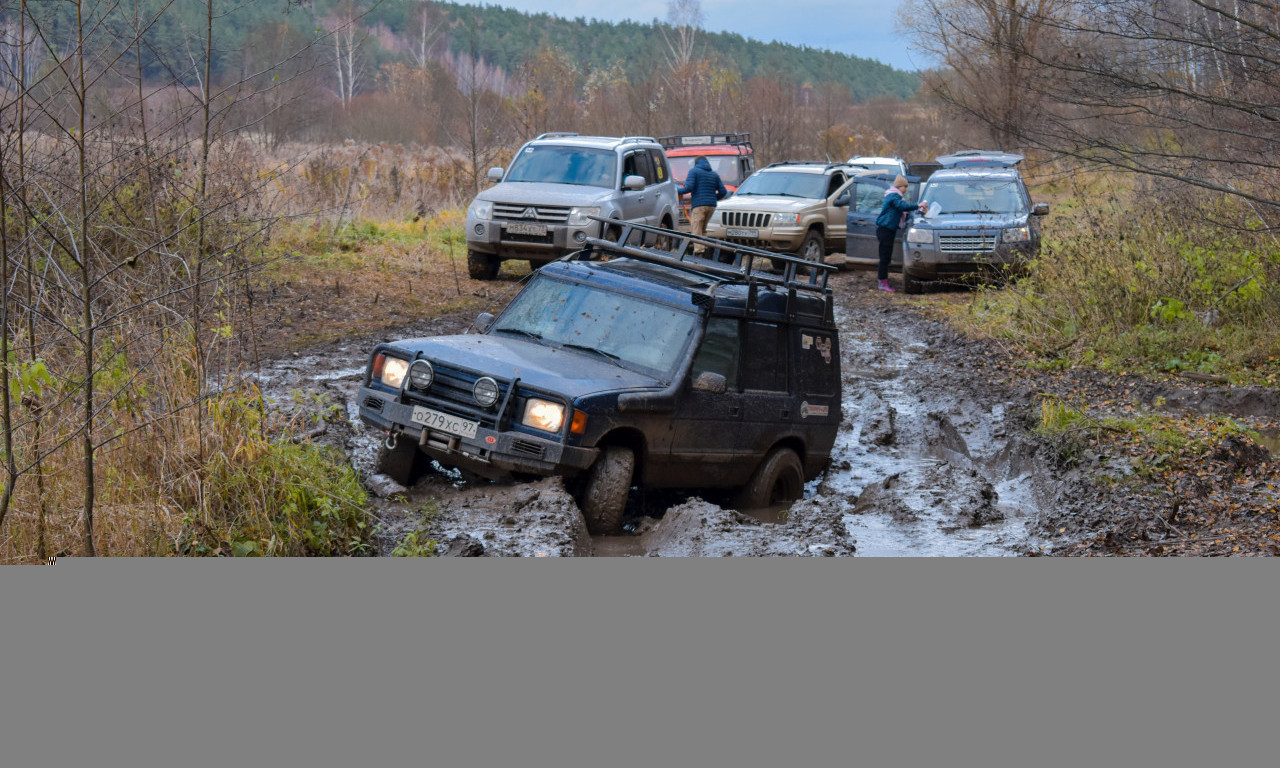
[465,133,680,279]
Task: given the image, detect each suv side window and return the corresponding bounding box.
[692,317,740,391]
[623,151,656,186]
[826,173,846,198]
[741,321,787,392]
[647,148,669,183]
[853,182,884,214]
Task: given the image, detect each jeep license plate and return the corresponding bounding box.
[506,222,547,236]
[725,227,759,238]
[411,406,479,439]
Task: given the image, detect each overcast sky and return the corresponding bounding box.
[477,1,925,71]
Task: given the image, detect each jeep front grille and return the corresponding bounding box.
[939,235,997,253]
[405,364,510,429]
[493,203,571,223]
[720,211,773,228]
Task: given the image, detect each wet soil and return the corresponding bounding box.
[253,269,1278,556]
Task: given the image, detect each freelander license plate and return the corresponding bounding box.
[725,227,759,238]
[411,405,479,439]
[506,222,547,236]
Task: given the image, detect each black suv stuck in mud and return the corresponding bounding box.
[355,220,842,533]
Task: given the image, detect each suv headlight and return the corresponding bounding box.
[905,227,933,244]
[567,206,600,226]
[772,212,799,226]
[469,200,492,220]
[522,398,566,433]
[1003,226,1030,243]
[375,354,409,389]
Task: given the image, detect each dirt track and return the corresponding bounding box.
[255,269,1278,556]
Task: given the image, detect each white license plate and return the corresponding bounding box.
[411,406,479,439]
[725,227,759,238]
[506,222,547,236]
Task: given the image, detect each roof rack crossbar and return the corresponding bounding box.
[575,216,833,298]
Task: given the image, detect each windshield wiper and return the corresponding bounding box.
[561,343,625,366]
[494,328,547,344]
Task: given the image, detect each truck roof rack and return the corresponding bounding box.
[657,133,752,149]
[570,216,835,324]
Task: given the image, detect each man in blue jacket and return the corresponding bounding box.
[677,156,729,255]
[875,175,927,292]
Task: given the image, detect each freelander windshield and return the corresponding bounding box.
[491,274,698,375]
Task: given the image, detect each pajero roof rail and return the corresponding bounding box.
[575,216,835,325]
[533,131,580,140]
[658,133,752,149]
[619,136,660,146]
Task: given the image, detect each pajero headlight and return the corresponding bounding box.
[469,200,492,220]
[522,398,565,433]
[567,206,600,226]
[905,227,933,244]
[1002,226,1030,243]
[772,212,799,226]
[375,354,409,389]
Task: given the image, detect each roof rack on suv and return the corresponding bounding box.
[532,131,580,140]
[619,136,659,146]
[762,161,849,170]
[575,216,835,324]
[657,133,752,149]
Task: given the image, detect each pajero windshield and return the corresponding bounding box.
[504,146,618,188]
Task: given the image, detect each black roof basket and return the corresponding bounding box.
[570,216,835,324]
[657,133,753,149]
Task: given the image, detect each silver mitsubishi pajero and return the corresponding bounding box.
[464,133,680,279]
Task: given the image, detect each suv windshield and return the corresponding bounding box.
[669,155,744,185]
[505,146,618,188]
[735,170,828,199]
[492,274,698,374]
[921,178,1027,215]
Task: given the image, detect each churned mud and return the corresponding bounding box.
[254,269,1276,557]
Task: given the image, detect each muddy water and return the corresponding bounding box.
[254,274,1062,556]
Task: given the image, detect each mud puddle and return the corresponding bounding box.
[252,272,1068,556]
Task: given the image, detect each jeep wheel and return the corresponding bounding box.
[797,230,824,263]
[734,446,804,512]
[467,250,499,280]
[902,270,923,295]
[654,218,674,250]
[377,437,426,487]
[577,445,634,535]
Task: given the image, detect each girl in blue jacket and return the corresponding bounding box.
[874,175,927,292]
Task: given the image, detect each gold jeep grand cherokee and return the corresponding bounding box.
[704,161,856,267]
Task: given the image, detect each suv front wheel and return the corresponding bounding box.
[576,445,635,534]
[467,250,499,280]
[797,229,824,263]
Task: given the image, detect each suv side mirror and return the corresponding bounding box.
[487,167,504,183]
[623,174,645,191]
[1032,202,1049,216]
[833,193,850,208]
[472,312,495,333]
[691,371,727,394]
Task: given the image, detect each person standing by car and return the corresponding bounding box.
[875,175,927,292]
[677,156,729,255]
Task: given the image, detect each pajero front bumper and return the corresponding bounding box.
[466,209,602,261]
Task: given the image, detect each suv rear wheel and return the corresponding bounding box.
[467,250,499,280]
[797,229,824,263]
[576,445,634,535]
[734,446,804,511]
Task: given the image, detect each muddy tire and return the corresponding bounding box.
[797,229,824,263]
[654,218,674,250]
[902,271,923,295]
[734,446,804,512]
[577,445,634,535]
[467,250,499,280]
[377,438,426,487]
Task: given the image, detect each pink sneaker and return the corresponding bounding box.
[878,279,896,293]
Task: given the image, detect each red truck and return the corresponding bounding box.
[658,133,756,228]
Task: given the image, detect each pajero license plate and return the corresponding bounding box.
[725,227,759,238]
[411,405,479,439]
[506,222,547,236]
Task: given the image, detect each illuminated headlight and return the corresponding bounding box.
[1003,226,1030,243]
[772,212,799,226]
[407,360,434,391]
[469,200,493,220]
[567,206,600,226]
[380,356,409,389]
[905,227,933,244]
[473,377,500,407]
[522,398,566,433]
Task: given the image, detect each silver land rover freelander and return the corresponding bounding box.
[464,133,680,279]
